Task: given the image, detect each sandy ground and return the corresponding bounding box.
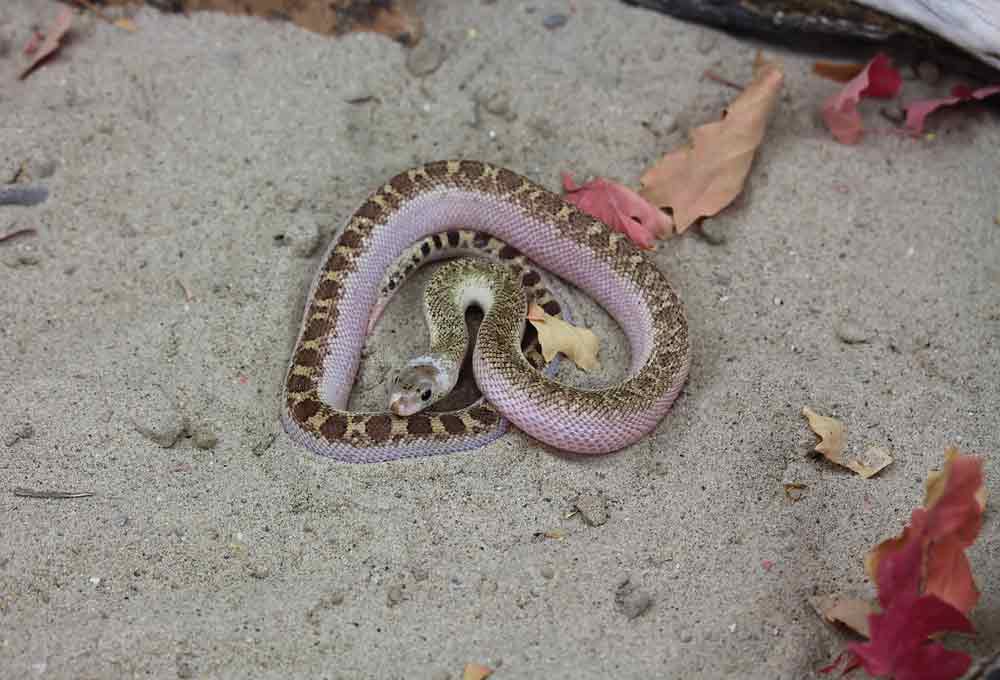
[1,1,998,678]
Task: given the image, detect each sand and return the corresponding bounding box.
[1,1,997,677]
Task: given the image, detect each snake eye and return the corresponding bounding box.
[420,389,432,401]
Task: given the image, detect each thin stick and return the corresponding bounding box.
[13,487,95,499]
[703,69,743,90]
[0,227,37,243]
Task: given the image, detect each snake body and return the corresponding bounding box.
[282,161,689,463]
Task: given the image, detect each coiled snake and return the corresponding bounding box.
[281,161,689,463]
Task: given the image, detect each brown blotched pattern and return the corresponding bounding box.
[282,161,689,461]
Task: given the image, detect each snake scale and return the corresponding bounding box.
[281,160,690,463]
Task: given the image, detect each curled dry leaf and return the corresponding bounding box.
[801,407,893,478]
[526,303,600,372]
[821,52,901,144]
[812,61,866,83]
[19,7,74,80]
[463,663,493,680]
[562,173,671,249]
[640,52,784,233]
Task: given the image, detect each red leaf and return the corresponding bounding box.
[849,593,973,680]
[821,53,902,144]
[562,173,670,249]
[905,84,1000,134]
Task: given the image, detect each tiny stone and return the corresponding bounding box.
[917,60,941,85]
[621,590,653,619]
[405,38,446,77]
[130,385,185,448]
[411,566,429,582]
[191,425,218,450]
[698,219,727,245]
[282,213,320,258]
[4,421,34,447]
[542,13,568,30]
[678,628,694,642]
[574,491,608,526]
[387,584,404,606]
[30,156,57,179]
[248,565,269,579]
[696,30,718,54]
[176,660,194,679]
[835,319,870,344]
[880,105,905,124]
[540,566,555,579]
[481,90,514,120]
[658,112,678,135]
[430,672,450,680]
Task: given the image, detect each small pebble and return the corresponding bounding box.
[540,566,555,579]
[574,491,608,526]
[698,219,727,245]
[481,89,515,120]
[657,111,678,136]
[176,660,194,679]
[696,30,718,54]
[405,38,446,77]
[835,319,870,344]
[542,13,568,30]
[281,213,320,258]
[248,565,270,579]
[615,578,653,619]
[4,421,34,447]
[430,671,450,680]
[30,156,57,179]
[130,385,185,448]
[917,60,941,85]
[191,425,218,450]
[387,584,404,606]
[880,105,905,124]
[411,566,429,582]
[678,628,694,642]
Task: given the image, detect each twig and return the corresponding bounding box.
[702,69,744,90]
[13,487,94,499]
[176,277,194,302]
[0,227,37,243]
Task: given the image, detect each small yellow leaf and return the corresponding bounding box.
[526,304,600,372]
[463,663,493,680]
[114,18,137,32]
[850,446,893,479]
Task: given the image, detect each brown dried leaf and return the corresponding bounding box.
[463,663,493,680]
[813,61,866,83]
[801,408,893,478]
[817,595,876,637]
[19,7,74,80]
[526,303,600,372]
[640,52,784,232]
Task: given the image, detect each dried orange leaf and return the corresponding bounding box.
[640,52,784,232]
[526,303,599,372]
[19,7,74,80]
[463,663,493,680]
[114,18,138,32]
[925,446,987,512]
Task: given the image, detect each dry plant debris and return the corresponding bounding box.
[526,304,600,372]
[801,407,893,478]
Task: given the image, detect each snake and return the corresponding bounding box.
[281,160,690,463]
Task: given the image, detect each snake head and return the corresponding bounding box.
[388,355,457,416]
